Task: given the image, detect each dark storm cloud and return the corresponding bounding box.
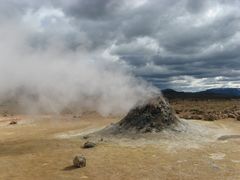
[56,0,121,20]
[0,0,239,91]
[186,0,209,14]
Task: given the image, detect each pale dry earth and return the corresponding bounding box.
[0,114,240,180]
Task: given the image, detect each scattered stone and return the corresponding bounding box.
[189,115,203,120]
[228,114,236,119]
[145,127,152,133]
[175,109,182,114]
[204,114,216,121]
[9,120,17,125]
[83,135,90,139]
[221,114,228,119]
[73,155,86,168]
[182,114,192,119]
[83,141,96,148]
[189,109,204,115]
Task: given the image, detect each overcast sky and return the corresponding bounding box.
[1,0,240,91]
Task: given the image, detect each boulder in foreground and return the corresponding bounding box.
[73,155,86,168]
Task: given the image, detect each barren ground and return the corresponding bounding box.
[170,99,240,121]
[0,112,240,180]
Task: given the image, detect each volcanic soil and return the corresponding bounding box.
[0,113,240,180]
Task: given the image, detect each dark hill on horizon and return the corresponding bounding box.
[162,88,240,100]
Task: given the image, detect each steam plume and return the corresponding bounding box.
[0,20,159,115]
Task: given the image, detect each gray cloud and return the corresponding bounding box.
[57,0,122,20]
[0,0,239,107]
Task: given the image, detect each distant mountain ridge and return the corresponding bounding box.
[162,88,240,100]
[203,88,240,97]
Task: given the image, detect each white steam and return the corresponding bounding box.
[0,19,159,115]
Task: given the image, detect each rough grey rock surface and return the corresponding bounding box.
[73,155,86,168]
[117,96,179,133]
[83,141,96,148]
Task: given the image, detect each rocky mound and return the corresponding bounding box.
[115,96,179,133]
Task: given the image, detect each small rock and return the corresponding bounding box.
[204,114,217,121]
[73,155,86,168]
[83,135,89,139]
[83,141,96,149]
[9,120,17,125]
[144,127,152,133]
[228,113,236,119]
[237,116,240,121]
[190,115,203,120]
[175,109,182,114]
